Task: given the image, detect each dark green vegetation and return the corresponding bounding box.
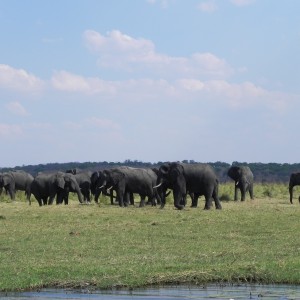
[1,160,300,182]
[0,184,299,292]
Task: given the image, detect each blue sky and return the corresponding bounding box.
[0,0,299,167]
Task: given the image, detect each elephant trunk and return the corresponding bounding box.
[173,189,184,210]
[74,184,83,203]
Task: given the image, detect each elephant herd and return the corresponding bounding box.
[0,163,300,209]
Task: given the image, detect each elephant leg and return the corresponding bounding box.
[180,194,187,206]
[42,198,48,205]
[203,196,212,210]
[289,187,293,204]
[129,192,134,205]
[139,195,146,207]
[48,193,56,205]
[87,191,91,203]
[203,187,215,210]
[234,184,239,201]
[123,192,130,207]
[240,187,246,201]
[191,193,198,207]
[63,193,69,205]
[94,189,100,203]
[160,193,166,209]
[212,188,222,209]
[36,197,43,206]
[249,184,254,200]
[26,190,31,205]
[116,187,125,207]
[110,190,115,205]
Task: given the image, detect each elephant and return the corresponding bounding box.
[156,162,222,210]
[30,171,83,206]
[91,170,117,204]
[288,172,300,204]
[227,166,254,201]
[153,167,197,209]
[102,166,159,207]
[66,170,92,203]
[0,170,34,203]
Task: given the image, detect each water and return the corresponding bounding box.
[1,284,300,299]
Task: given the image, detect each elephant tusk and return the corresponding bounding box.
[153,183,162,189]
[97,184,105,190]
[236,181,239,186]
[107,186,113,191]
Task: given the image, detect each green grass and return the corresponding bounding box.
[0,184,299,291]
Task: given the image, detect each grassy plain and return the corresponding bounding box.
[0,183,299,291]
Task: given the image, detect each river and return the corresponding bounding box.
[1,284,300,299]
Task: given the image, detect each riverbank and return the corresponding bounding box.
[0,193,299,291]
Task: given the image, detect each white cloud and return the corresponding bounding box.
[86,117,120,131]
[51,70,116,95]
[83,29,159,66]
[191,53,233,77]
[230,0,256,6]
[0,64,44,92]
[83,30,234,79]
[146,0,172,8]
[6,101,29,116]
[0,124,23,138]
[197,1,218,13]
[50,66,291,115]
[178,79,205,91]
[176,78,290,113]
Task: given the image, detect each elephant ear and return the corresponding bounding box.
[228,166,240,180]
[56,173,65,189]
[69,177,79,190]
[2,173,12,186]
[91,172,99,185]
[159,164,170,175]
[170,164,183,180]
[111,171,125,185]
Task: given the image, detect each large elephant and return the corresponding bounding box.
[227,166,254,201]
[288,173,300,204]
[30,172,83,206]
[102,166,158,207]
[157,162,222,210]
[66,170,92,203]
[0,170,34,203]
[91,170,116,204]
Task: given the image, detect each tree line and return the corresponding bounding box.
[1,160,299,183]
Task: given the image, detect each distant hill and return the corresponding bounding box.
[1,160,300,183]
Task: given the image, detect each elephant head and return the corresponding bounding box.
[1,172,14,187]
[103,169,125,190]
[0,172,16,200]
[91,170,110,203]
